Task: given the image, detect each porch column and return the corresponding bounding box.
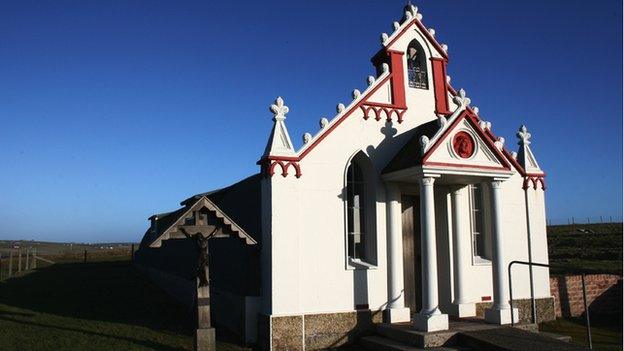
[384,183,411,323]
[485,179,518,324]
[413,176,448,332]
[450,187,476,317]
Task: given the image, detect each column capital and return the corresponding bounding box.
[490,179,503,189]
[419,174,440,186]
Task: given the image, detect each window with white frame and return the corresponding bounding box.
[469,184,488,261]
[347,160,366,260]
[345,152,377,266]
[406,39,429,89]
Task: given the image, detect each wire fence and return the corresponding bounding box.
[547,215,623,226]
[0,244,137,281]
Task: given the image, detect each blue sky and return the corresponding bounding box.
[0,0,621,242]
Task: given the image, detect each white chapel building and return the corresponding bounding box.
[136,4,552,350]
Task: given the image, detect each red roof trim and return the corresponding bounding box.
[384,18,449,60]
[258,72,395,166]
[297,74,393,160]
[424,162,510,172]
[444,82,540,177]
[421,110,512,170]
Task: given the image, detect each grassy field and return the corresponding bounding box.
[544,222,622,350]
[0,224,620,350]
[547,222,623,275]
[0,260,248,351]
[540,316,623,351]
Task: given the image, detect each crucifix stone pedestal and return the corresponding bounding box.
[195,280,215,351]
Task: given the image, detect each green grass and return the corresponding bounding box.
[0,260,248,350]
[547,223,623,275]
[540,317,623,351]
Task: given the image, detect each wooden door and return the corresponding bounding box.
[401,195,422,313]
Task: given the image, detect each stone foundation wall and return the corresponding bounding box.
[259,310,382,351]
[550,274,622,317]
[476,297,555,323]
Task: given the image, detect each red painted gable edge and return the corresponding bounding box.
[259,50,409,177]
[421,110,512,171]
[445,83,546,181]
[381,17,449,61]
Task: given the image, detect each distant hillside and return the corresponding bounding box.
[0,240,136,264]
[547,223,623,275]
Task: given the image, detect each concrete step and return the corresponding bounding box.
[538,331,573,343]
[457,327,589,351]
[376,323,458,348]
[360,335,470,351]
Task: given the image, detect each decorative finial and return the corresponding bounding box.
[517,125,531,145]
[416,13,423,21]
[437,115,447,128]
[472,106,479,115]
[495,137,505,150]
[270,96,289,121]
[381,33,389,44]
[446,75,451,83]
[319,117,329,129]
[264,96,295,156]
[367,76,375,86]
[479,120,491,130]
[441,44,448,53]
[405,2,418,16]
[337,103,345,113]
[453,88,471,107]
[393,21,400,31]
[419,135,430,154]
[428,28,436,37]
[352,89,361,99]
[382,63,389,73]
[303,133,312,144]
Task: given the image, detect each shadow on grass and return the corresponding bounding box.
[0,261,194,335]
[0,314,187,351]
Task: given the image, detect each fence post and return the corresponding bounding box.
[84,250,87,264]
[32,248,37,269]
[581,273,593,349]
[25,248,30,270]
[8,250,13,277]
[18,250,22,273]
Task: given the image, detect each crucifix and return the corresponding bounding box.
[181,225,219,351]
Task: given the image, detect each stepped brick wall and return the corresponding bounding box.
[550,274,622,317]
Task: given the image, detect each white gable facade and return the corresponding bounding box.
[257,4,550,350]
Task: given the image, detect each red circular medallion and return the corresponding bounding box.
[452,131,475,158]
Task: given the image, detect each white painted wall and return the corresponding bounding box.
[260,18,550,318]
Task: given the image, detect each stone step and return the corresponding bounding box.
[376,323,458,348]
[360,335,470,351]
[457,327,589,351]
[538,331,573,343]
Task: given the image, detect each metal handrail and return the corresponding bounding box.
[508,260,592,349]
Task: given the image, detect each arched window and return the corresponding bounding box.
[345,152,377,265]
[406,39,428,89]
[347,160,366,259]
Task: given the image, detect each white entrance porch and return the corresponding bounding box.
[382,169,519,332]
